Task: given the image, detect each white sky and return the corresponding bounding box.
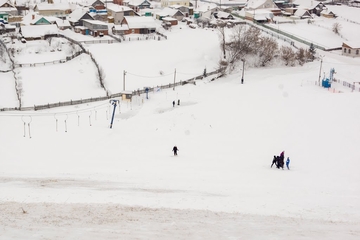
[1,7,360,239]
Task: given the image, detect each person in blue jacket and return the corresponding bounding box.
[286,157,290,170]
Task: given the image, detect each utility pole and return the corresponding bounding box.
[241,59,245,84]
[318,56,324,86]
[123,70,126,91]
[173,68,176,91]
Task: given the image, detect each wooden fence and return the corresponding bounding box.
[26,69,220,111]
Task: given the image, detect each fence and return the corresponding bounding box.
[26,69,220,111]
[231,13,328,51]
[78,39,116,44]
[13,51,83,68]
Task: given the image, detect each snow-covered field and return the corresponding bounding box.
[1,6,360,239]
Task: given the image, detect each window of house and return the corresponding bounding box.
[356,50,359,55]
[348,49,351,54]
[344,48,346,53]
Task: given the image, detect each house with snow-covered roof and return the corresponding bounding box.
[33,3,73,17]
[244,0,280,21]
[169,4,191,17]
[293,8,312,19]
[21,12,52,26]
[120,16,156,34]
[82,19,108,36]
[79,0,106,10]
[0,0,17,16]
[342,41,360,58]
[124,0,151,11]
[20,24,58,41]
[67,8,94,26]
[292,0,326,16]
[155,7,184,21]
[106,3,138,25]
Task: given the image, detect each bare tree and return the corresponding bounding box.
[216,21,227,59]
[280,46,296,66]
[257,37,278,67]
[332,22,342,35]
[225,25,260,70]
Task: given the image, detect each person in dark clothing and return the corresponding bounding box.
[271,155,278,168]
[172,101,175,107]
[177,99,180,105]
[172,146,178,156]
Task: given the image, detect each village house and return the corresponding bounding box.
[293,0,326,16]
[244,0,281,21]
[120,15,156,34]
[78,0,106,11]
[342,42,360,58]
[0,0,17,16]
[162,16,177,26]
[20,24,58,41]
[82,19,108,36]
[320,9,336,18]
[155,7,184,21]
[124,0,151,12]
[33,2,73,18]
[67,8,94,27]
[169,4,192,17]
[293,8,312,19]
[21,12,52,26]
[106,3,138,25]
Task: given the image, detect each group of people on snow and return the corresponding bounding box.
[271,151,290,170]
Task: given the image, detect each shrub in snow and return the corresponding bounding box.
[280,46,296,66]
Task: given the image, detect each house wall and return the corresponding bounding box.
[161,0,190,8]
[0,12,9,22]
[37,9,70,16]
[108,10,125,24]
[83,21,108,31]
[92,0,105,10]
[342,45,360,57]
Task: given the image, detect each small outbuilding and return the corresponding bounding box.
[121,91,133,101]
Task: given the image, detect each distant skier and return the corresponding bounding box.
[172,146,179,156]
[177,99,180,105]
[286,157,290,170]
[172,101,175,107]
[271,155,278,168]
[280,151,285,160]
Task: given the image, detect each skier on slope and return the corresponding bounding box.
[172,146,179,156]
[286,157,290,170]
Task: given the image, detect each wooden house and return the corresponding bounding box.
[121,16,156,34]
[82,19,108,36]
[321,10,336,18]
